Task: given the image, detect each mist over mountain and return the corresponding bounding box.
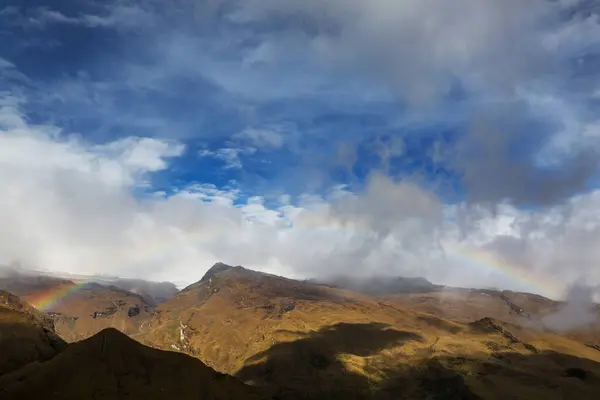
[0,262,599,398]
[307,275,443,296]
[0,0,599,303]
[0,265,178,305]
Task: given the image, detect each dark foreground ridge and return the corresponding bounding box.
[0,327,266,400]
[0,291,67,376]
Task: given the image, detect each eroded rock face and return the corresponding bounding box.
[128,305,141,317]
[279,298,295,314]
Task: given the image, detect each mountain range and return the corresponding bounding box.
[1,263,600,399]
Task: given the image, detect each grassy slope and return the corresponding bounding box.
[136,267,600,399]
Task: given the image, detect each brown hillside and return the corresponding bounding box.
[385,288,600,346]
[136,263,600,399]
[385,288,552,325]
[0,327,266,400]
[0,270,170,343]
[20,281,154,342]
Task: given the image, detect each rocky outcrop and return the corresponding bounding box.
[91,300,126,319]
[470,317,521,343]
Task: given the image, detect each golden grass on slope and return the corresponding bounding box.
[136,266,600,399]
[386,288,600,345]
[0,288,266,400]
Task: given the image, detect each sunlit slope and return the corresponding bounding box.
[386,288,600,347]
[137,264,600,399]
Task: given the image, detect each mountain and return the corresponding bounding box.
[313,273,600,347]
[0,293,265,399]
[2,262,600,398]
[136,263,600,399]
[0,266,179,305]
[385,287,600,345]
[94,278,179,305]
[39,282,156,342]
[0,269,157,342]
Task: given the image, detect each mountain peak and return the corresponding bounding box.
[200,262,236,283]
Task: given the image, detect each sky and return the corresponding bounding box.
[0,0,600,299]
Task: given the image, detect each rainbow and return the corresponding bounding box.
[283,217,566,298]
[289,216,565,298]
[22,217,565,309]
[443,243,564,299]
[27,280,92,311]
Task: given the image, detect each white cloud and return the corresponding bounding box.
[197,127,286,170]
[2,1,600,304]
[0,58,14,69]
[79,4,155,28]
[97,137,184,174]
[0,4,154,30]
[229,0,566,103]
[5,0,597,208]
[0,58,31,86]
[4,98,600,300]
[541,284,599,331]
[198,147,257,169]
[233,128,285,150]
[178,183,240,205]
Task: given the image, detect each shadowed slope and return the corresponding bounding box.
[234,319,600,399]
[0,291,66,376]
[236,322,428,399]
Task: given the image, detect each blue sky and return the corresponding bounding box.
[5,0,597,204]
[1,0,600,299]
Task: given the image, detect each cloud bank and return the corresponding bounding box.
[2,97,600,299]
[0,0,600,301]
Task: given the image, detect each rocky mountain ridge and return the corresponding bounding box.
[1,263,600,399]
